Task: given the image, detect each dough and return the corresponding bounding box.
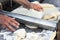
[33,2,60,21]
[26,32,40,40]
[41,4,60,21]
[43,14,57,21]
[13,29,56,40]
[40,4,56,8]
[43,12,60,21]
[26,25,38,29]
[14,29,26,40]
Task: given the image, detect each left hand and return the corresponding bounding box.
[0,14,20,31]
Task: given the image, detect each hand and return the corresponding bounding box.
[0,14,20,31]
[30,3,43,11]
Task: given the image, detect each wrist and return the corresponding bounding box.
[29,3,34,9]
[24,1,31,8]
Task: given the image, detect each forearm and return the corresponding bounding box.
[14,0,31,6]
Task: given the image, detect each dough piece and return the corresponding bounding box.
[43,14,57,21]
[49,31,56,40]
[14,29,26,40]
[26,32,42,40]
[52,12,60,16]
[40,4,56,8]
[43,12,60,21]
[26,25,38,29]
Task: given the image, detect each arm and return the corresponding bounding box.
[14,0,43,11]
[14,0,31,8]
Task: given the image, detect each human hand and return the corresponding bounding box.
[30,3,43,11]
[0,14,20,31]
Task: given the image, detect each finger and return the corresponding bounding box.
[7,17,20,26]
[33,6,41,11]
[33,6,43,11]
[4,23,16,31]
[6,28,10,31]
[39,7,43,11]
[35,4,43,11]
[36,6,43,11]
[9,21,19,28]
[2,25,10,31]
[5,17,20,28]
[12,18,20,26]
[36,8,43,11]
[10,19,20,26]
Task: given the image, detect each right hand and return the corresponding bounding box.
[30,3,43,11]
[0,14,20,31]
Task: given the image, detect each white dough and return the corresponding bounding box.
[14,29,26,40]
[26,32,43,40]
[43,14,57,21]
[26,25,38,29]
[13,29,56,40]
[40,3,60,21]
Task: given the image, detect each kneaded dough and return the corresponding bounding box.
[41,4,60,21]
[43,14,57,21]
[14,29,26,40]
[26,32,42,40]
[43,12,60,21]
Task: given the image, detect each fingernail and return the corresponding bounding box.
[17,26,19,28]
[18,23,20,25]
[12,29,15,32]
[17,23,19,25]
